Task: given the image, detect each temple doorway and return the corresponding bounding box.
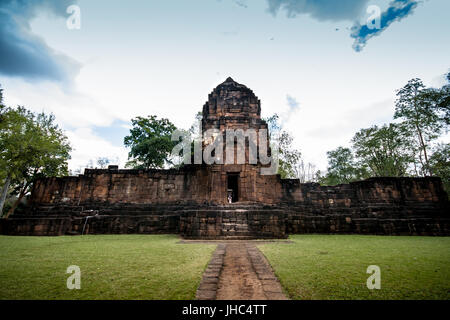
[227,173,239,203]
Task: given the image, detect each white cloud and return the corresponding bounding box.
[284,97,394,171]
[1,77,129,172]
[66,127,128,171]
[2,78,115,128]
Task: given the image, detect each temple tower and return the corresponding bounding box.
[201,77,273,204]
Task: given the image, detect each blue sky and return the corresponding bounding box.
[0,0,449,171]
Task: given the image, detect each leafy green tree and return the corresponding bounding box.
[179,111,203,167]
[265,114,281,142]
[124,115,178,169]
[0,106,71,218]
[351,123,412,177]
[0,85,7,210]
[419,72,450,128]
[429,143,450,195]
[1,107,34,216]
[321,147,364,185]
[264,114,302,179]
[394,78,443,176]
[436,72,450,126]
[319,71,449,185]
[278,131,302,179]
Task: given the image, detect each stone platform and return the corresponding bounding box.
[1,194,448,237]
[0,204,288,238]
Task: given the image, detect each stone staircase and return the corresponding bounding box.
[179,205,287,239]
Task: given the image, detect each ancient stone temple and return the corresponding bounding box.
[1,78,448,237]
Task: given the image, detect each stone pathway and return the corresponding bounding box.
[195,242,288,300]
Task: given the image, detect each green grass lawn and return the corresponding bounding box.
[1,234,449,300]
[0,235,215,300]
[259,235,450,300]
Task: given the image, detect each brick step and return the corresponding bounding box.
[219,236,259,240]
[222,228,249,233]
[221,232,252,237]
[29,204,278,214]
[184,235,262,240]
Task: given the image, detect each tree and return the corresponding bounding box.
[278,131,302,179]
[97,157,110,169]
[1,107,34,215]
[298,160,319,183]
[436,72,450,126]
[179,111,203,167]
[264,114,302,179]
[0,106,71,217]
[420,72,450,128]
[351,123,412,177]
[318,71,449,185]
[429,143,450,195]
[394,78,443,176]
[0,87,8,212]
[321,147,364,185]
[265,114,281,142]
[124,115,178,169]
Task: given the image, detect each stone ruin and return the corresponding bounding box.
[1,78,448,238]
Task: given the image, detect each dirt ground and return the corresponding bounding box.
[216,244,267,300]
